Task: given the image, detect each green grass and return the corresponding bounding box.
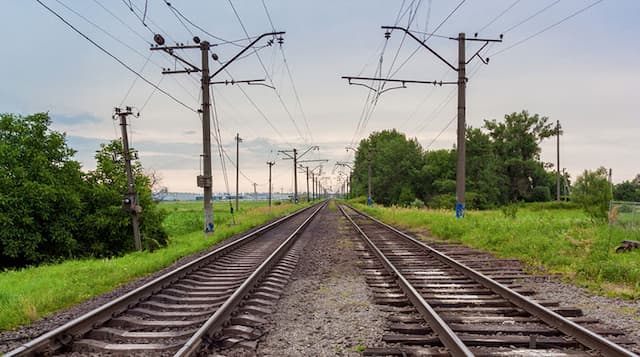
[352,203,640,299]
[0,200,302,331]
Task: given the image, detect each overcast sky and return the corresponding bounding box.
[2,0,638,193]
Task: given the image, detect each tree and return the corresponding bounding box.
[484,110,558,202]
[465,127,504,208]
[614,180,640,202]
[352,130,423,206]
[81,140,168,256]
[0,113,84,267]
[572,167,612,222]
[420,149,456,208]
[0,113,168,269]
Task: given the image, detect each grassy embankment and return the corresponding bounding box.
[352,202,640,299]
[0,200,302,331]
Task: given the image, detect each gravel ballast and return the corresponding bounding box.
[255,206,389,356]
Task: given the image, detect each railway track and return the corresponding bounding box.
[6,201,326,357]
[338,203,639,357]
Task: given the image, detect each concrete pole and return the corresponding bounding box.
[235,133,241,212]
[367,150,372,205]
[267,161,274,207]
[455,33,466,218]
[306,166,310,202]
[117,109,142,251]
[556,120,561,201]
[199,41,214,234]
[293,148,298,203]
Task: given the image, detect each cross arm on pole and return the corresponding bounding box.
[382,26,458,71]
[298,146,320,160]
[210,31,285,80]
[342,76,456,86]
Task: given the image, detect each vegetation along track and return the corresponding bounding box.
[5,201,326,357]
[338,203,639,357]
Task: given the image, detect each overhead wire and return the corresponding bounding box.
[161,0,252,47]
[489,0,604,57]
[35,0,197,113]
[260,0,315,144]
[503,0,562,34]
[477,0,523,34]
[227,0,308,143]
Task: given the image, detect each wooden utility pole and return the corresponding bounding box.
[267,161,275,207]
[235,133,242,212]
[556,120,561,201]
[114,107,142,251]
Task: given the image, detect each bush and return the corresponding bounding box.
[531,186,551,202]
[410,198,425,209]
[429,194,456,209]
[501,203,519,219]
[572,167,612,222]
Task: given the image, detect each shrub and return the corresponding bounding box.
[410,198,425,209]
[531,186,551,202]
[429,194,456,209]
[572,167,612,222]
[501,203,519,219]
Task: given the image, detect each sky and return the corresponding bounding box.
[1,0,638,194]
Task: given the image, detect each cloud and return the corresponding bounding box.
[52,113,102,126]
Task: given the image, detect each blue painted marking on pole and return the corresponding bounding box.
[367,196,372,206]
[456,203,465,218]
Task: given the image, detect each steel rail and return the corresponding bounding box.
[5,202,321,357]
[346,204,639,357]
[175,201,327,356]
[338,204,474,357]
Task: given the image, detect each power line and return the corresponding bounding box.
[260,0,315,144]
[227,0,308,143]
[162,0,251,47]
[35,0,196,112]
[477,0,523,34]
[489,0,604,57]
[503,0,562,34]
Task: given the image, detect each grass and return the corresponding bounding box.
[0,200,303,331]
[352,202,640,299]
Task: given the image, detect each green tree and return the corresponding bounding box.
[0,113,84,267]
[483,110,558,202]
[614,180,640,202]
[352,130,423,206]
[465,127,504,208]
[81,140,168,256]
[572,167,612,222]
[0,113,168,268]
[420,149,455,207]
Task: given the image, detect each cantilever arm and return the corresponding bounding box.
[382,26,458,71]
[210,31,285,80]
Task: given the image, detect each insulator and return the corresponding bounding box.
[193,36,201,44]
[384,31,391,39]
[277,36,284,44]
[153,34,165,46]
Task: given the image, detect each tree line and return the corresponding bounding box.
[0,113,167,269]
[350,110,636,215]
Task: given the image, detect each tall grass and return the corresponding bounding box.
[0,200,301,331]
[354,203,640,299]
